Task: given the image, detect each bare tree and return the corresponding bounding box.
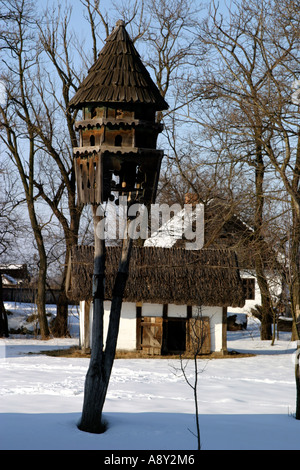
[0,1,95,336]
[0,0,50,338]
[0,167,19,337]
[172,306,211,451]
[31,4,83,336]
[170,0,300,340]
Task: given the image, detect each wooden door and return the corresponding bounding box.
[137,316,163,355]
[186,316,210,355]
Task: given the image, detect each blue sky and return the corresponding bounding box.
[44,0,214,43]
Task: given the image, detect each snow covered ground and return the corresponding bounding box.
[0,302,300,450]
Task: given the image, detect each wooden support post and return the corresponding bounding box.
[222,307,228,355]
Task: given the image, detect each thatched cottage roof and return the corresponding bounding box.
[66,246,245,308]
[69,20,168,111]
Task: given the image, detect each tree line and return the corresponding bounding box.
[0,0,299,343]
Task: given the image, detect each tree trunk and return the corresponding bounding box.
[255,254,273,340]
[52,289,69,337]
[27,195,50,339]
[35,251,50,339]
[78,212,132,434]
[51,249,73,337]
[291,203,300,341]
[48,243,69,337]
[254,143,273,340]
[291,205,300,419]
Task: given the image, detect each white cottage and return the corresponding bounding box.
[144,197,284,320]
[66,246,245,355]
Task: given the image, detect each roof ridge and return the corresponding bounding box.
[106,19,129,43]
[69,20,168,110]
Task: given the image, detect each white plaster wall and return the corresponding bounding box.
[82,301,223,352]
[103,301,137,350]
[228,271,282,315]
[228,273,260,315]
[141,303,163,317]
[79,301,85,348]
[79,301,85,345]
[192,305,223,352]
[79,301,93,349]
[228,271,282,316]
[168,304,187,318]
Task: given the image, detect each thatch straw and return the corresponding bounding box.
[66,246,245,308]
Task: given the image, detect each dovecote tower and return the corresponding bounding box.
[69,20,168,207]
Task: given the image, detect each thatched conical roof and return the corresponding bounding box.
[66,246,245,308]
[69,20,168,111]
